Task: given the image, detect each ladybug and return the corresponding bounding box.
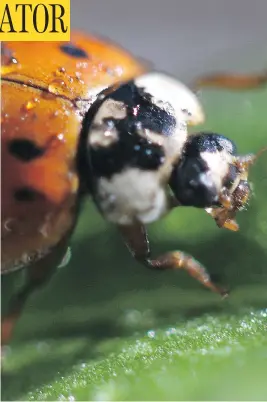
[1,32,266,347]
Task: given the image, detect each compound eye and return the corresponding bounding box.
[170,158,219,208]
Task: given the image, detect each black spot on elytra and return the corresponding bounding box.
[14,187,41,202]
[60,43,89,59]
[8,139,45,162]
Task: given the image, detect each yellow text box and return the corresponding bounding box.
[0,0,70,41]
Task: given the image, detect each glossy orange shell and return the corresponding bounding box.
[1,31,145,273]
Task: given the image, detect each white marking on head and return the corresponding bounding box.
[200,150,233,191]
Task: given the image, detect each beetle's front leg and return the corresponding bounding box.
[193,70,267,91]
[193,71,267,91]
[119,222,228,297]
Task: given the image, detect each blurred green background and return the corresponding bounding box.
[2,54,267,400]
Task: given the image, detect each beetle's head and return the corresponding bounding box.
[169,132,256,214]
